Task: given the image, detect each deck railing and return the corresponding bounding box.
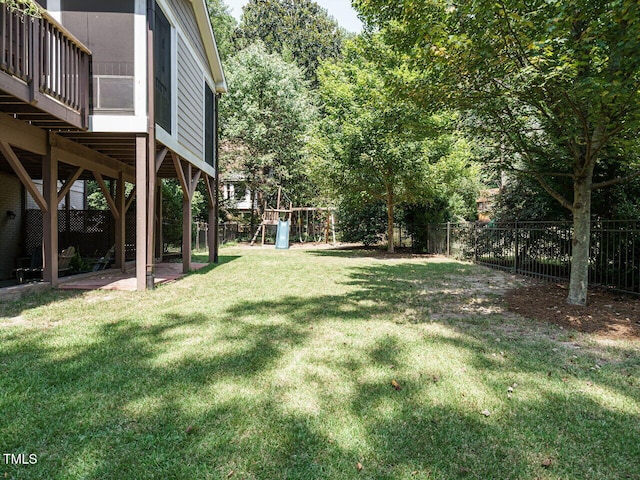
[1,5,90,129]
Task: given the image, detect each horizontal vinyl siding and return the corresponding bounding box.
[177,35,204,159]
[168,0,212,78]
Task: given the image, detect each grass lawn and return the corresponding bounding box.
[0,245,638,479]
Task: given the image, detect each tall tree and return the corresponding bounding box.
[355,0,640,305]
[313,38,477,252]
[220,42,316,228]
[235,0,344,83]
[206,0,237,60]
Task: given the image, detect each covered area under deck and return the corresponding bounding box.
[0,3,221,291]
[0,111,219,292]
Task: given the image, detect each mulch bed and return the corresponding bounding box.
[505,283,640,340]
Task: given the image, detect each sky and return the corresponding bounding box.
[224,0,363,33]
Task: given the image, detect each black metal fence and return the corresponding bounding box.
[401,221,640,295]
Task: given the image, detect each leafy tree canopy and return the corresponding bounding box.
[354,0,640,305]
[220,42,317,205]
[312,36,479,251]
[206,0,237,60]
[235,0,345,84]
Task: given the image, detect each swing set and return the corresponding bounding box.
[250,187,336,247]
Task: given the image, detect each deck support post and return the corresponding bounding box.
[43,142,59,286]
[155,182,163,263]
[205,175,217,264]
[115,171,126,272]
[182,162,192,274]
[135,135,148,291]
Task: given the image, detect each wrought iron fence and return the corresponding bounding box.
[400,221,640,295]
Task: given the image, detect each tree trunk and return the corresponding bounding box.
[250,185,257,237]
[567,176,592,306]
[386,188,394,253]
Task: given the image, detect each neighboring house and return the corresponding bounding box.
[25,180,86,210]
[0,0,226,288]
[221,173,257,214]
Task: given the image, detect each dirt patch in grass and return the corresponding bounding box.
[505,283,640,340]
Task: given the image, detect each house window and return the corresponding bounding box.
[92,76,134,112]
[154,4,171,133]
[204,83,215,167]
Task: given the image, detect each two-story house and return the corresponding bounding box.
[0,0,226,290]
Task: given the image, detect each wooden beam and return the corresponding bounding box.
[0,112,49,156]
[155,147,168,173]
[172,152,189,200]
[49,133,136,182]
[207,175,217,263]
[93,172,120,222]
[204,173,215,209]
[115,171,126,272]
[183,162,192,274]
[135,135,147,291]
[155,182,163,263]
[190,169,202,198]
[57,167,84,204]
[0,140,48,212]
[42,147,58,286]
[125,185,136,213]
[146,137,156,279]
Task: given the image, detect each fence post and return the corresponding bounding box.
[473,222,478,263]
[446,221,451,257]
[514,220,519,273]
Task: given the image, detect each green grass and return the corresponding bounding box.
[0,246,638,479]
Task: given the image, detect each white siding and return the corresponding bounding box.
[25,180,85,210]
[177,35,204,159]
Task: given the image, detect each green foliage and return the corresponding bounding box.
[0,0,41,16]
[235,0,344,84]
[86,180,135,211]
[354,0,640,303]
[220,42,316,205]
[336,199,387,246]
[206,0,237,60]
[312,37,480,250]
[354,0,640,184]
[161,180,207,249]
[70,252,91,273]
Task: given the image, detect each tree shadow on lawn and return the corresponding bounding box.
[189,254,241,271]
[0,261,638,479]
[0,256,241,320]
[0,288,85,321]
[308,246,428,260]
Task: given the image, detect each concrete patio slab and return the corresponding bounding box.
[58,262,208,291]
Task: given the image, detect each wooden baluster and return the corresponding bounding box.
[55,29,61,98]
[41,21,48,93]
[63,37,68,104]
[29,17,39,101]
[1,6,6,71]
[8,8,14,74]
[72,47,77,108]
[46,22,52,93]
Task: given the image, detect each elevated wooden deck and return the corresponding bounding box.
[0,6,90,130]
